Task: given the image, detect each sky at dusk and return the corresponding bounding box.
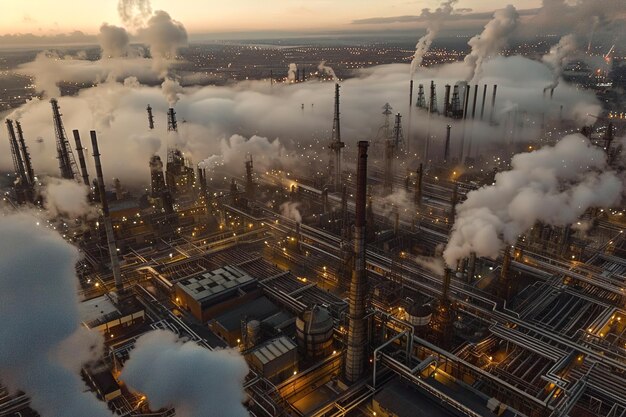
[1,0,543,36]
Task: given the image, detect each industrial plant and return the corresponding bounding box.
[0,1,625,417]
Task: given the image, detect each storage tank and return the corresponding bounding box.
[404,303,432,327]
[296,305,334,359]
[246,319,261,348]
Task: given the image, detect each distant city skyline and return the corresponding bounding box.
[1,0,542,37]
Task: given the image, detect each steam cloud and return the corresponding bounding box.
[464,5,520,83]
[542,34,578,92]
[118,0,152,29]
[98,24,131,59]
[410,0,458,78]
[138,10,188,75]
[0,213,111,417]
[318,61,338,82]
[280,201,303,223]
[161,78,184,107]
[287,63,298,82]
[121,329,249,417]
[41,178,97,219]
[443,135,624,266]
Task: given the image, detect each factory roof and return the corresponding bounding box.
[79,295,118,324]
[177,265,255,302]
[250,336,297,365]
[213,296,280,332]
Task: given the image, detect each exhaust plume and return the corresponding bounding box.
[410,0,458,78]
[287,63,298,82]
[98,23,130,59]
[542,34,579,92]
[138,10,188,75]
[464,5,520,83]
[117,0,152,29]
[0,213,111,417]
[161,78,184,107]
[121,329,249,417]
[443,134,624,266]
[318,61,338,82]
[41,177,97,219]
[280,201,302,222]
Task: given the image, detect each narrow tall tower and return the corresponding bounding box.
[489,85,498,124]
[428,81,438,114]
[392,113,405,150]
[328,83,345,190]
[51,98,79,180]
[15,121,35,185]
[167,108,178,132]
[245,155,255,201]
[90,131,123,294]
[415,163,423,206]
[72,130,90,187]
[147,105,155,130]
[345,141,369,383]
[416,84,426,109]
[443,125,451,163]
[443,85,451,117]
[6,120,29,187]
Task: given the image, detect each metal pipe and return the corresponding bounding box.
[72,130,90,187]
[90,130,123,294]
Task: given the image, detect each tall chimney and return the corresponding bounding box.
[480,84,487,120]
[15,121,35,185]
[167,108,178,132]
[90,131,123,294]
[409,80,414,108]
[443,85,451,117]
[429,81,438,114]
[147,105,155,130]
[471,84,479,119]
[72,130,90,187]
[51,98,79,180]
[329,83,345,191]
[345,141,369,383]
[489,85,498,124]
[497,245,512,299]
[444,125,451,163]
[6,120,29,187]
[416,84,426,108]
[415,163,423,206]
[463,84,471,119]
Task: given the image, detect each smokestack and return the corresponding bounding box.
[245,155,255,201]
[480,85,487,120]
[415,163,423,206]
[444,125,451,163]
[409,80,414,108]
[489,85,498,124]
[167,108,178,132]
[429,81,437,114]
[329,83,345,191]
[442,267,451,302]
[51,98,79,180]
[443,85,451,117]
[463,84,471,119]
[467,252,476,283]
[450,183,458,224]
[147,105,155,130]
[497,245,512,299]
[90,130,123,294]
[72,130,90,187]
[15,121,35,185]
[471,84,479,119]
[345,141,369,383]
[6,119,29,187]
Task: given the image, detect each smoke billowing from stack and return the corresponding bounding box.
[345,141,369,383]
[465,5,520,83]
[121,330,249,417]
[287,63,298,82]
[72,130,91,187]
[318,61,338,82]
[98,24,130,58]
[117,0,152,29]
[410,0,458,78]
[443,135,624,267]
[542,34,578,94]
[91,131,124,293]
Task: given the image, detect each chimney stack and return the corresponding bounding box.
[480,85,487,120]
[72,130,90,187]
[91,131,123,294]
[345,141,369,383]
[15,121,35,186]
[489,85,498,124]
[147,105,155,130]
[443,85,451,117]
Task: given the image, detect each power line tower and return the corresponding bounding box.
[328,83,345,191]
[50,98,79,180]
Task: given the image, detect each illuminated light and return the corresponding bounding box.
[95,282,100,287]
[293,371,297,375]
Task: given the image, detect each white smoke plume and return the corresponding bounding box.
[287,63,298,83]
[117,0,152,29]
[198,155,224,170]
[138,10,188,76]
[0,213,111,417]
[121,330,249,417]
[542,34,579,92]
[218,134,287,172]
[98,24,130,59]
[318,61,338,82]
[443,135,624,266]
[41,177,98,219]
[415,255,445,276]
[410,0,458,78]
[464,5,520,83]
[161,78,184,107]
[280,201,302,222]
